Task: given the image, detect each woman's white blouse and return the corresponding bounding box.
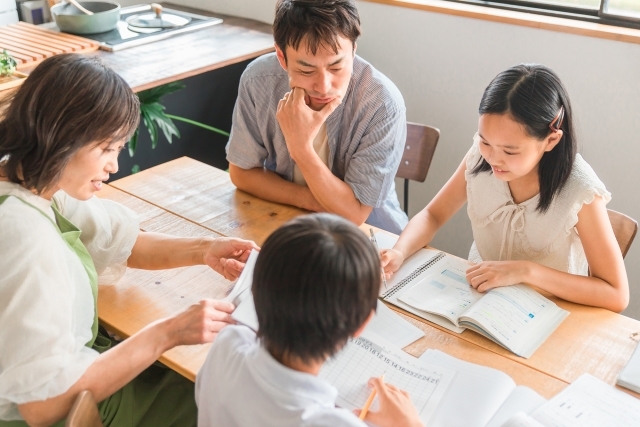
[0,182,139,421]
[465,139,610,275]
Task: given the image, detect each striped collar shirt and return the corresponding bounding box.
[226,53,408,233]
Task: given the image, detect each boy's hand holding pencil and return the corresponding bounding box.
[355,376,425,427]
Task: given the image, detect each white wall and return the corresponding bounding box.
[177,0,640,319]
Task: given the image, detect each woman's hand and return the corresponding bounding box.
[203,237,260,280]
[465,260,531,292]
[354,377,424,427]
[165,299,236,347]
[380,248,404,279]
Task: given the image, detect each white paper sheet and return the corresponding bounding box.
[532,374,640,427]
[319,330,455,424]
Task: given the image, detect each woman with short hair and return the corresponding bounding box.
[0,53,258,427]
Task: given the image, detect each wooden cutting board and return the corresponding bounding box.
[0,21,100,71]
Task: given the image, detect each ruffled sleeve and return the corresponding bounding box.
[552,154,611,245]
[465,134,483,172]
[54,192,140,284]
[0,198,99,420]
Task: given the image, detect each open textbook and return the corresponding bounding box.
[501,374,640,427]
[226,250,426,349]
[375,233,569,358]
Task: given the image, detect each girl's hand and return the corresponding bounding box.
[466,260,531,292]
[203,237,260,280]
[354,377,424,427]
[380,248,404,279]
[166,299,236,348]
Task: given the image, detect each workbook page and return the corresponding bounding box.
[500,412,545,427]
[531,374,640,427]
[420,349,541,427]
[458,285,568,357]
[486,387,546,427]
[319,330,455,424]
[397,259,483,325]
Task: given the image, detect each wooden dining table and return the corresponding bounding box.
[97,156,640,400]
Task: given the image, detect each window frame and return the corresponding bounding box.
[441,0,640,29]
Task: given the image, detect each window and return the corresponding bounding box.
[449,0,640,27]
[603,0,640,20]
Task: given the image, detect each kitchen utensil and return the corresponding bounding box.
[126,3,191,31]
[51,1,120,34]
[66,0,93,15]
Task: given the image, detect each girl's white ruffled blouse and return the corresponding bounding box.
[465,139,610,275]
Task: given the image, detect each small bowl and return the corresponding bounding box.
[51,1,120,35]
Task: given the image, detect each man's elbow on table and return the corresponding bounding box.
[338,203,373,228]
[228,163,253,192]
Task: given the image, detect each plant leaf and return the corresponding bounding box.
[142,109,158,149]
[131,164,140,174]
[143,102,180,144]
[138,81,186,104]
[128,128,139,157]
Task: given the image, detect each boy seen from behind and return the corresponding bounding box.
[195,214,424,427]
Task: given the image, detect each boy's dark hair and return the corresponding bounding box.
[253,213,379,364]
[273,0,361,60]
[472,64,577,213]
[0,53,139,195]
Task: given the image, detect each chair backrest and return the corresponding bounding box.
[608,209,638,259]
[396,123,440,182]
[65,391,102,427]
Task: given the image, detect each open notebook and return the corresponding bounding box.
[226,250,426,349]
[419,349,546,427]
[501,373,640,427]
[376,233,569,358]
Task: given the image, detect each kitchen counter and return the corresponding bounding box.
[31,3,274,93]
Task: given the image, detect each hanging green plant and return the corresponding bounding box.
[128,81,230,172]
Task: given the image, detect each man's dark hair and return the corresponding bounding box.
[471,64,577,213]
[273,0,361,60]
[0,53,140,195]
[253,213,379,364]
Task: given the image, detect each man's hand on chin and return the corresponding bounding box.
[276,87,341,162]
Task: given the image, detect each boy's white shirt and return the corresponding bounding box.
[195,325,367,427]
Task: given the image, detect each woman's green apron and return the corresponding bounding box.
[0,196,196,427]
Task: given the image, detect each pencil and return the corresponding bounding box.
[359,374,385,420]
[369,228,388,290]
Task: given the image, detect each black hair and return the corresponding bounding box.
[253,213,379,364]
[0,53,139,195]
[472,64,577,213]
[273,0,361,60]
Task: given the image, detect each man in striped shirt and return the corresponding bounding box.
[226,0,408,233]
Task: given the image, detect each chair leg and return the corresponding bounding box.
[404,179,409,216]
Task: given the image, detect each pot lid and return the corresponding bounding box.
[126,3,191,29]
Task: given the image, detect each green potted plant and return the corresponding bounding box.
[128,81,230,173]
[0,50,29,93]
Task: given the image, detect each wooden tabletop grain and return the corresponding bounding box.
[98,181,567,397]
[103,156,640,398]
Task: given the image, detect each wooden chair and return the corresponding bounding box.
[396,123,440,216]
[608,209,638,259]
[65,391,102,427]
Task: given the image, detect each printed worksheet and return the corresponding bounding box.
[319,330,454,423]
[524,374,640,427]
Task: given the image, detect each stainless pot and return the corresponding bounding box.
[51,1,120,35]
